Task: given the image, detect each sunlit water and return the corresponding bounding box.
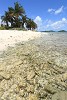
[30,32,67,68]
[32,32,67,50]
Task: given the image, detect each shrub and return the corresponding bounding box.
[0,26,6,30]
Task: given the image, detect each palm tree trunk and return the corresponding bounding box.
[6,21,9,27]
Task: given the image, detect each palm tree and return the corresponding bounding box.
[8,7,14,27]
[14,2,25,17]
[14,2,25,27]
[31,20,37,30]
[1,2,37,29]
[22,15,27,28]
[8,2,25,27]
[1,11,9,27]
[26,18,37,30]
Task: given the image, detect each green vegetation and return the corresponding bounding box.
[1,2,37,30]
[0,26,6,30]
[41,30,55,32]
[41,30,67,32]
[58,30,67,32]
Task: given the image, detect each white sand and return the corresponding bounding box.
[0,30,42,51]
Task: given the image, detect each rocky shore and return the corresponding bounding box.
[0,33,67,100]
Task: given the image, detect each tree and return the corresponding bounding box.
[14,2,25,27]
[22,15,27,28]
[8,2,25,27]
[31,20,37,30]
[8,7,14,27]
[1,2,37,30]
[1,11,9,27]
[14,2,25,17]
[26,18,37,30]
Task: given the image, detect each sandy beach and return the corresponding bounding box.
[0,30,41,52]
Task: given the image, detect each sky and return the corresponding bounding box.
[0,0,67,31]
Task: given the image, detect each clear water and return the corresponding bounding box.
[30,32,67,68]
[42,32,67,46]
[30,32,67,55]
[34,32,67,47]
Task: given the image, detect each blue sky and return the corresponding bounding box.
[0,0,67,31]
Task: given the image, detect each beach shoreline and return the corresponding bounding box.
[0,30,43,52]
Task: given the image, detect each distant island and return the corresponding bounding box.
[41,30,67,32]
[58,30,67,32]
[41,30,55,32]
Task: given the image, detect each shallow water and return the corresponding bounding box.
[30,32,67,54]
[34,32,67,46]
[0,32,67,100]
[29,32,67,69]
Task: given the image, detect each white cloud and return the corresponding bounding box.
[48,9,55,13]
[34,16,42,25]
[48,6,64,15]
[47,18,67,29]
[34,16,67,31]
[34,16,43,30]
[55,6,64,15]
